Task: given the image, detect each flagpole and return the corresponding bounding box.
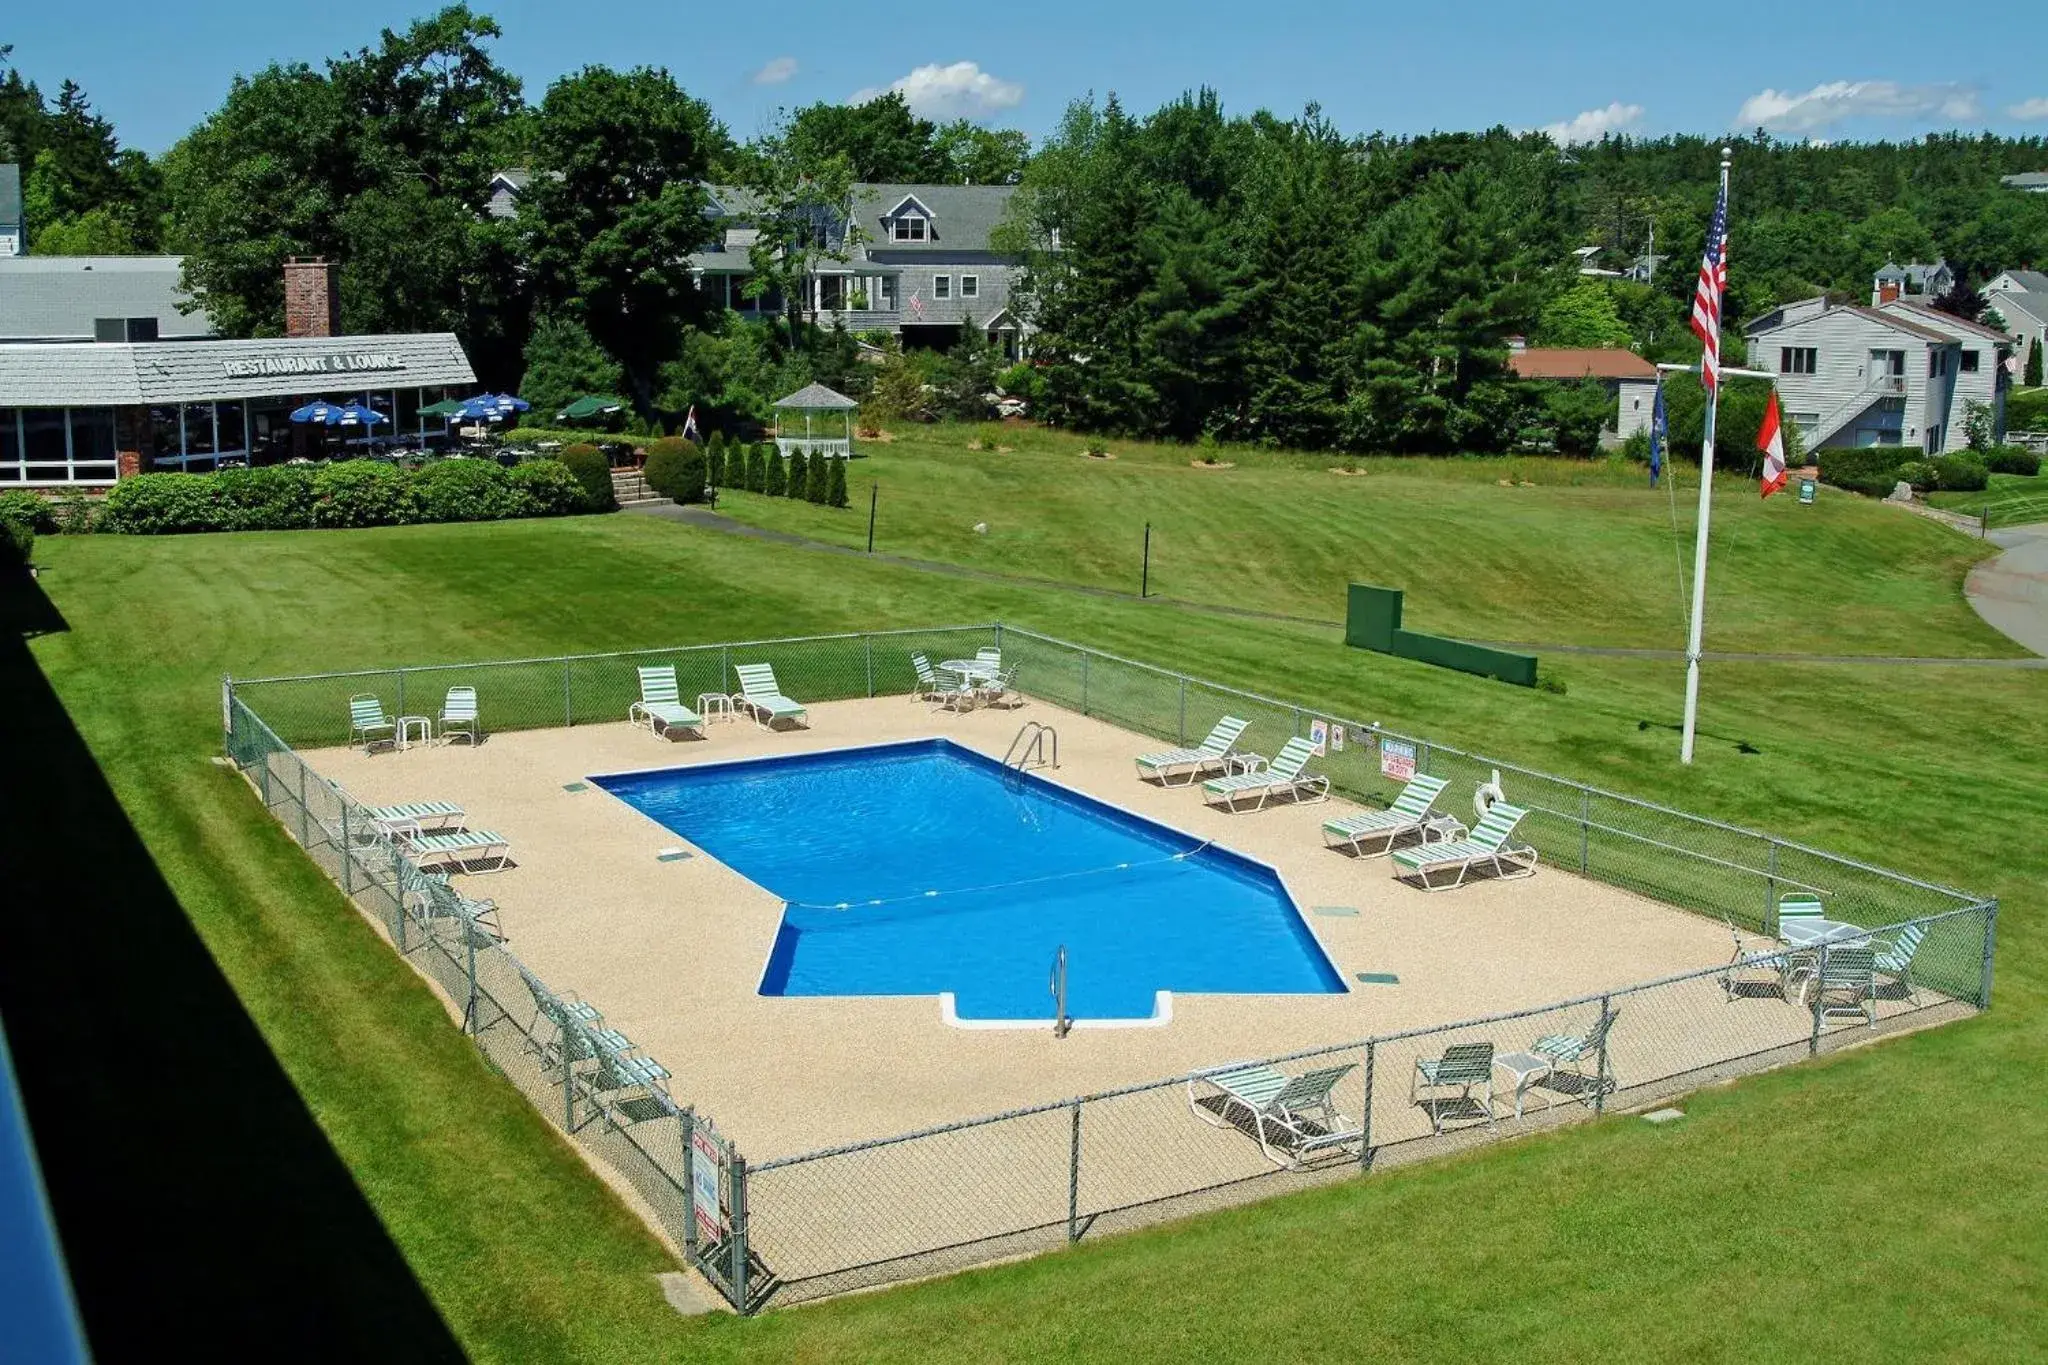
[1679,147,1732,766]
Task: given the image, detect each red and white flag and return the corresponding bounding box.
[1757,391,1787,498]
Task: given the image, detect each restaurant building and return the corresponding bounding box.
[0,257,478,487]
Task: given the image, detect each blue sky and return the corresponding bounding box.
[6,0,2047,155]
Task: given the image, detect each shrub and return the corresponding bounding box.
[1817,445,1915,497]
[1931,451,1989,493]
[0,490,56,534]
[52,495,99,534]
[764,447,788,496]
[828,454,849,508]
[785,448,808,500]
[1618,429,1651,465]
[1892,460,1935,492]
[807,451,831,504]
[643,438,706,504]
[313,460,417,528]
[212,465,316,530]
[0,517,31,569]
[415,458,524,522]
[556,444,615,511]
[705,441,725,490]
[500,425,654,450]
[996,361,1044,406]
[1983,444,2042,477]
[102,473,231,533]
[505,460,588,516]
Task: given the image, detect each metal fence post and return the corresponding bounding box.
[1765,840,1780,927]
[1067,1099,1083,1243]
[1578,790,1591,874]
[340,803,353,894]
[1359,1041,1375,1170]
[561,1026,577,1130]
[1421,741,1433,775]
[1594,996,1612,1114]
[1978,901,1999,1010]
[220,674,235,757]
[1177,677,1188,745]
[721,645,731,695]
[1081,654,1090,715]
[297,760,310,847]
[563,658,574,727]
[1808,965,1823,1056]
[396,666,407,719]
[463,931,479,1034]
[680,1109,698,1261]
[729,1152,751,1312]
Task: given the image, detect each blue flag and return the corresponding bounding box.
[1648,380,1667,488]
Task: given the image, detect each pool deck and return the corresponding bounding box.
[301,693,1764,1162]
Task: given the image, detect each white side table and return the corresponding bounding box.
[696,693,736,724]
[1222,752,1267,776]
[1422,814,1467,845]
[1494,1051,1553,1119]
[396,715,433,750]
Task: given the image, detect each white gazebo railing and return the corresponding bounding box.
[772,382,859,460]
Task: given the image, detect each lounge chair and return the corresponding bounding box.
[1774,894,1828,1000]
[911,653,975,712]
[1201,736,1329,811]
[733,663,808,729]
[975,647,1002,666]
[1135,716,1250,788]
[976,664,1025,710]
[404,867,504,947]
[579,1033,675,1130]
[1775,893,1825,936]
[1411,1041,1496,1134]
[406,827,510,873]
[1321,774,1450,856]
[517,965,604,1065]
[440,686,480,746]
[628,666,705,738]
[1389,801,1538,891]
[349,694,396,752]
[1528,1007,1618,1106]
[1720,917,1784,1002]
[1873,922,1926,1005]
[1813,946,1877,1027]
[360,800,466,843]
[1187,1061,1361,1169]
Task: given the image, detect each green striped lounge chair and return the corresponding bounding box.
[1411,1041,1496,1134]
[1874,922,1926,1005]
[360,799,466,843]
[1321,774,1450,857]
[628,666,704,738]
[911,653,974,712]
[348,694,396,752]
[579,1032,676,1131]
[1529,1006,1619,1107]
[439,686,480,746]
[1135,716,1249,787]
[1187,1061,1362,1169]
[1200,736,1329,811]
[1774,893,1828,1000]
[517,966,604,1065]
[406,827,511,873]
[734,663,808,730]
[1388,801,1538,891]
[1813,946,1878,1027]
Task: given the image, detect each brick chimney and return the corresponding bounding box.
[283,256,339,338]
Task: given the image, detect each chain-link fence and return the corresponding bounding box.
[224,622,1997,1313]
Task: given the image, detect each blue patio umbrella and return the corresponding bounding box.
[290,400,344,425]
[456,395,508,420]
[337,402,388,427]
[489,393,532,413]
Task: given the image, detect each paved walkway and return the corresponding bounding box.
[1965,522,2048,657]
[635,503,2048,668]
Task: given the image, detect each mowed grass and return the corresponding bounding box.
[715,423,2016,657]
[17,500,2048,1361]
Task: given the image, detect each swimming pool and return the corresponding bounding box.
[593,739,1346,1022]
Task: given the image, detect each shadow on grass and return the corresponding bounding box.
[0,572,461,1360]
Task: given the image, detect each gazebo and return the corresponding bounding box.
[772,383,858,460]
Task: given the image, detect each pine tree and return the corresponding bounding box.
[785,448,808,499]
[703,433,724,489]
[2028,340,2043,390]
[827,456,850,508]
[764,446,787,496]
[807,451,831,503]
[746,446,767,493]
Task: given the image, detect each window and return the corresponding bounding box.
[961,275,979,299]
[1927,425,1942,451]
[1779,346,1817,375]
[1961,349,1980,373]
[892,216,927,242]
[878,276,897,310]
[934,275,952,300]
[1928,350,1949,378]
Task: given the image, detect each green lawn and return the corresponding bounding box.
[715,424,2017,657]
[1927,472,2048,528]
[12,487,2048,1360]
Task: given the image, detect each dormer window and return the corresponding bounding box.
[892,216,927,242]
[884,194,935,243]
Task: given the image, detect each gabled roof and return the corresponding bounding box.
[1992,290,2048,328]
[1992,268,2048,293]
[882,193,936,220]
[1507,347,1657,380]
[2001,171,2048,190]
[0,332,475,406]
[852,183,1017,254]
[0,255,214,342]
[0,163,19,224]
[1882,298,2012,342]
[773,382,858,410]
[1841,305,1954,344]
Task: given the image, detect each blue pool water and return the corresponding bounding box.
[592,740,1345,1020]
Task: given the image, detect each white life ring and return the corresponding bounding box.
[1474,771,1506,821]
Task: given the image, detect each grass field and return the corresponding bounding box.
[1928,472,2048,529]
[6,442,2047,1360]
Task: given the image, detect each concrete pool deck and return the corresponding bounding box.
[301,693,1769,1162]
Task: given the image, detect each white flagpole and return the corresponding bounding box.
[1680,147,1732,766]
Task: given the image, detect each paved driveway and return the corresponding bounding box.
[1967,523,2048,657]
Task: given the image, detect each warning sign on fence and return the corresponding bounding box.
[1380,738,1417,781]
[692,1119,731,1244]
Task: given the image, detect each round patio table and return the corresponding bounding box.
[1778,919,1871,948]
[939,659,1000,686]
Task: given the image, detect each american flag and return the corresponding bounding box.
[907,290,925,321]
[1690,179,1729,391]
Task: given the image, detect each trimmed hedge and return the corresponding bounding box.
[1817,445,1922,497]
[556,444,616,511]
[643,438,707,504]
[0,490,57,534]
[501,425,654,449]
[1984,444,2041,477]
[1931,452,1988,493]
[786,448,808,501]
[828,454,849,508]
[98,458,588,535]
[806,451,830,504]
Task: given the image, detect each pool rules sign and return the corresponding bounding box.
[692,1117,732,1246]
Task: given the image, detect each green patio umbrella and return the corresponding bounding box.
[556,394,628,423]
[420,397,470,418]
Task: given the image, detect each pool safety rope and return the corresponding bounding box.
[785,839,1217,916]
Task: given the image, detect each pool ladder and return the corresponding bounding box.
[1050,944,1072,1039]
[1004,721,1058,772]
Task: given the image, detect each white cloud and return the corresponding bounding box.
[1538,101,1644,145]
[2009,97,2048,120]
[851,61,1024,120]
[1735,80,1980,134]
[752,56,798,86]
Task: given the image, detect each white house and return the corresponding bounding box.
[1504,344,1661,439]
[1744,299,2012,453]
[1871,259,1956,307]
[1984,270,2048,380]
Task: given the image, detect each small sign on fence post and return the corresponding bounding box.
[692,1116,732,1249]
[1380,738,1417,782]
[1308,719,1329,756]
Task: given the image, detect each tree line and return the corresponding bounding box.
[5,10,2047,453]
